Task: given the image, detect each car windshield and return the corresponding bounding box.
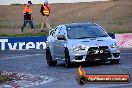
[67,25,108,39]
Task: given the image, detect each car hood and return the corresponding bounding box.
[67,37,117,48]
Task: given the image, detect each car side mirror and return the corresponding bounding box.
[108,32,115,39]
[57,35,66,40]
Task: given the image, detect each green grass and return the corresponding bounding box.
[0,75,13,84]
[0,28,131,37]
[0,29,131,37]
[0,33,48,37]
[107,30,132,34]
[0,23,48,29]
[106,28,132,34]
[10,4,22,6]
[0,18,132,36]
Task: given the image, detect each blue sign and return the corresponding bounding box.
[0,36,47,50]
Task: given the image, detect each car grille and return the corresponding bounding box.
[113,53,120,58]
[86,46,112,60]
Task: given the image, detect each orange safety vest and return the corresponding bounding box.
[43,5,50,16]
[23,5,32,14]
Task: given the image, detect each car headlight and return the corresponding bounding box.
[73,46,86,51]
[110,43,119,48]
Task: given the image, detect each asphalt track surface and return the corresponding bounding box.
[0,48,132,88]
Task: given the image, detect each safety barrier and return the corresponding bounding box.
[0,36,47,50]
[115,33,132,48]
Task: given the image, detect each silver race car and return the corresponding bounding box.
[46,22,120,67]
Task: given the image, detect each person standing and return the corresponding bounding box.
[40,0,52,32]
[20,1,37,34]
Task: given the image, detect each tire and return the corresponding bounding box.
[64,48,72,68]
[46,48,57,66]
[110,59,119,64]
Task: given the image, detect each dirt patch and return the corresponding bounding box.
[0,71,53,88]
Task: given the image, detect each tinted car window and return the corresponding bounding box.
[67,25,108,39]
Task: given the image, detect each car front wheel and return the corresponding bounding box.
[110,59,119,64]
[64,48,72,68]
[46,48,57,66]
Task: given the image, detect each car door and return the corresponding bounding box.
[47,29,56,58]
[52,26,65,59]
[52,26,61,58]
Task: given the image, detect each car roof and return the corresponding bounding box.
[62,22,98,27]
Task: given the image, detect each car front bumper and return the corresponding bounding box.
[69,47,120,62]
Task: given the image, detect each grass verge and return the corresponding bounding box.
[0,75,13,84]
[0,33,48,37]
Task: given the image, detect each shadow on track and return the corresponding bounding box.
[48,61,119,68]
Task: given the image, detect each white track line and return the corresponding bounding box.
[0,54,44,60]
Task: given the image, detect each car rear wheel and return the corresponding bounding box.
[46,48,57,66]
[110,59,119,64]
[65,48,72,68]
